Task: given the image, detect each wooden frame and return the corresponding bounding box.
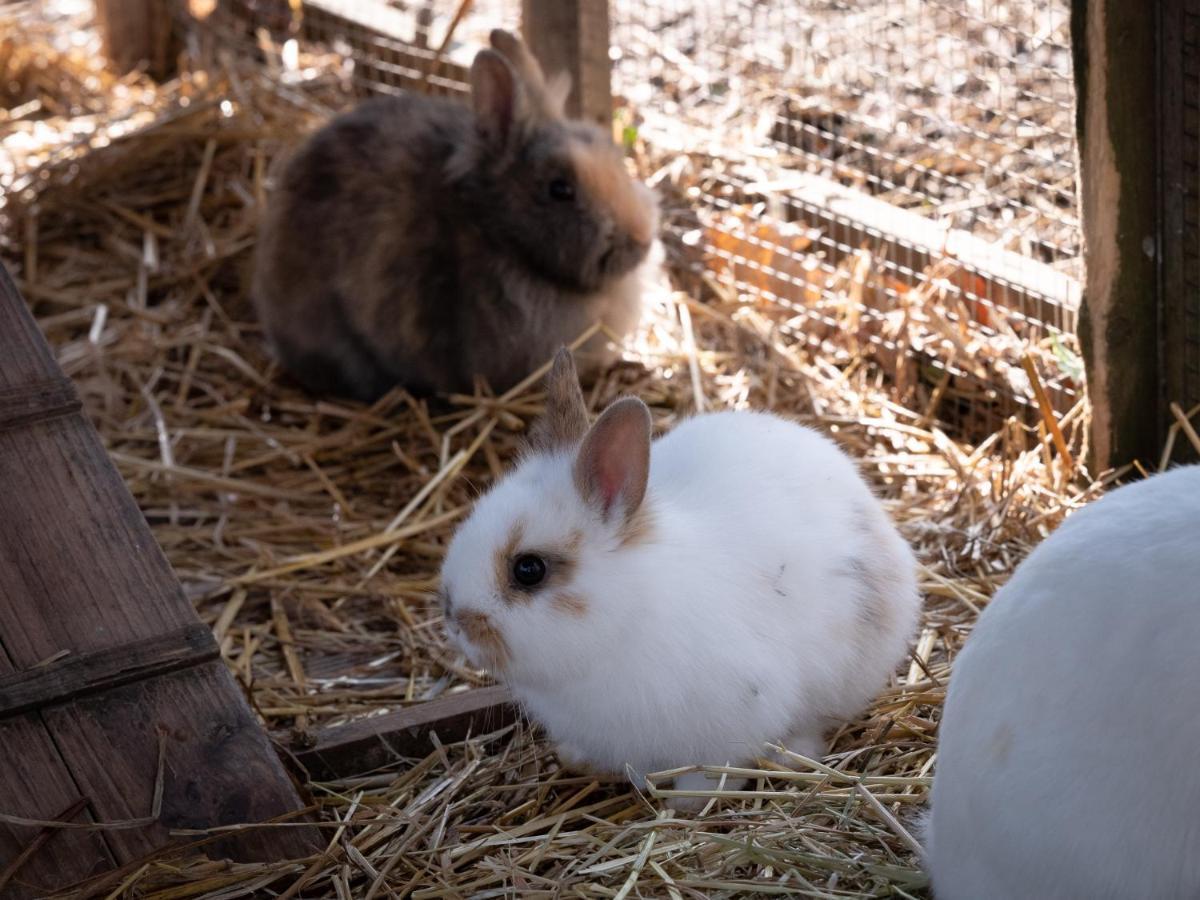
[0,264,316,897]
[521,0,612,127]
[1072,0,1200,470]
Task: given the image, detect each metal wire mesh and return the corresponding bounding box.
[185,0,1083,438]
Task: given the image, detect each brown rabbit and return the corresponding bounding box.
[252,29,660,401]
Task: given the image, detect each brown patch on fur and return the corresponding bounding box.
[551,591,589,617]
[618,502,656,548]
[494,520,529,603]
[564,529,585,554]
[526,348,589,453]
[455,610,510,670]
[567,142,655,246]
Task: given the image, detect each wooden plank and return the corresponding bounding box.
[0,716,114,899]
[522,0,612,127]
[0,624,218,719]
[94,0,176,79]
[1160,0,1200,463]
[42,663,317,862]
[0,261,318,886]
[1071,0,1162,470]
[0,376,80,433]
[294,685,518,780]
[0,414,197,666]
[747,169,1081,327]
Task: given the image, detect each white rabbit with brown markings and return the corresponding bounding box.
[438,349,921,806]
[253,30,660,401]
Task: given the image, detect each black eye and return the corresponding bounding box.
[548,178,575,202]
[512,554,547,587]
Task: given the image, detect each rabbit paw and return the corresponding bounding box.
[669,771,748,813]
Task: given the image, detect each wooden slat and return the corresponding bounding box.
[0,376,80,433]
[43,663,317,862]
[1071,0,1161,469]
[522,0,612,127]
[0,414,197,667]
[0,716,114,899]
[0,624,218,719]
[0,261,318,887]
[294,685,518,780]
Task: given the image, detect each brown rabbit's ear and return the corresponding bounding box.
[527,348,589,452]
[573,397,651,522]
[470,49,522,146]
[489,28,567,119]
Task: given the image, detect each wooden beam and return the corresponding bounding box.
[0,261,318,896]
[1158,0,1200,464]
[94,0,176,79]
[0,624,218,719]
[1071,0,1164,470]
[293,685,518,780]
[521,0,612,127]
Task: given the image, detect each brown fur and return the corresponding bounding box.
[494,519,529,603]
[493,518,581,606]
[526,348,590,453]
[455,610,510,670]
[252,31,657,402]
[568,142,656,246]
[551,591,589,617]
[618,502,656,548]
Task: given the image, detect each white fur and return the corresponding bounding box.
[926,465,1200,899]
[441,410,920,797]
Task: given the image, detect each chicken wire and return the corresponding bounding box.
[184,0,1083,438]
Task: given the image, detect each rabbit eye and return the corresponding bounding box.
[512,554,547,587]
[548,178,575,202]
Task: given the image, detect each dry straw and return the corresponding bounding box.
[0,4,1115,897]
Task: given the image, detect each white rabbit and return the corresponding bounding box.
[926,465,1200,899]
[439,349,921,804]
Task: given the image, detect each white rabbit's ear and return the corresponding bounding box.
[573,397,651,522]
[471,49,523,146]
[528,347,589,452]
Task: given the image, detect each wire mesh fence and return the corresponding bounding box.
[184,0,1083,439]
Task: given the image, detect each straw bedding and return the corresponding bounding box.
[1,5,1107,897]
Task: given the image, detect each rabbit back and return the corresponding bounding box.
[927,466,1200,900]
[504,410,920,775]
[253,95,474,398]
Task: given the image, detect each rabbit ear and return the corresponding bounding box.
[528,348,589,452]
[470,49,522,146]
[573,397,651,522]
[489,28,566,119]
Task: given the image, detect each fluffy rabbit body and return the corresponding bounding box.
[253,31,659,401]
[439,350,920,798]
[927,465,1200,899]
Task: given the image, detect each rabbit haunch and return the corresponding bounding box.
[926,465,1200,900]
[439,349,921,801]
[252,30,660,401]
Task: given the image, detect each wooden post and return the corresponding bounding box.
[1159,0,1200,464]
[521,0,612,128]
[1071,0,1160,471]
[94,0,177,80]
[1072,0,1200,469]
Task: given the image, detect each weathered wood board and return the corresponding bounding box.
[0,262,317,897]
